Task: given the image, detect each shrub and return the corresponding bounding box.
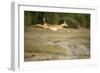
[24,11,90,28]
[65,17,80,29]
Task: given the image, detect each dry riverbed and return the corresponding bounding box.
[24,26,90,61]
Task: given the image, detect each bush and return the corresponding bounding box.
[24,11,90,28]
[65,17,80,29]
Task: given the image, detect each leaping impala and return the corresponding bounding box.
[35,18,68,31]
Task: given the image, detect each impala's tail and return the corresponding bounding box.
[60,21,68,27]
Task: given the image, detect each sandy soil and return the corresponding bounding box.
[24,26,90,61]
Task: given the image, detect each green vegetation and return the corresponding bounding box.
[24,11,90,28]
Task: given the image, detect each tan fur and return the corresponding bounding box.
[35,18,68,31]
[36,23,68,31]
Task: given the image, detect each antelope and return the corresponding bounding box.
[36,18,68,31]
[48,21,68,31]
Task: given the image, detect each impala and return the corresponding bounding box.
[35,18,68,31]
